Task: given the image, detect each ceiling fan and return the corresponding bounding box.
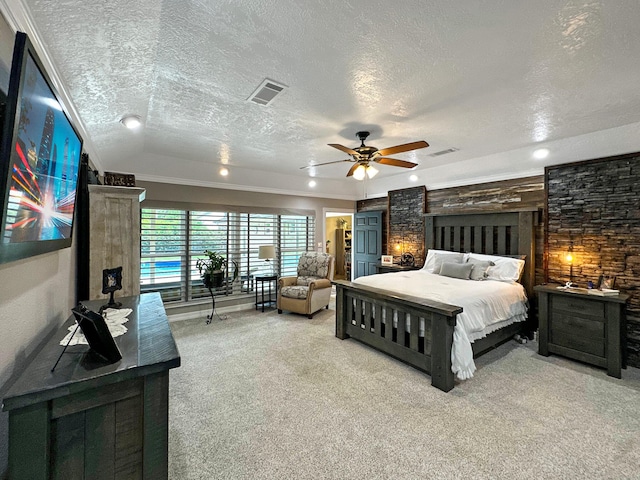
[302,131,429,180]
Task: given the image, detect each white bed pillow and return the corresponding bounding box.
[467,253,525,282]
[422,250,465,273]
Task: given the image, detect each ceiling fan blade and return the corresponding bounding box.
[328,143,359,156]
[300,159,355,169]
[376,140,429,157]
[346,163,361,177]
[375,157,418,169]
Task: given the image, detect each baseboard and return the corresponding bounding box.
[167,301,256,322]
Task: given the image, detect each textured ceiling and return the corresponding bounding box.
[11,0,640,198]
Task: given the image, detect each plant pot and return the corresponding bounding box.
[203,271,224,289]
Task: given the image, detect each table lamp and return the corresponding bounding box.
[259,245,276,275]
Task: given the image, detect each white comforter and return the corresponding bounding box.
[353,270,528,380]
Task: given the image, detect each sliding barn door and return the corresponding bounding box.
[353,211,382,279]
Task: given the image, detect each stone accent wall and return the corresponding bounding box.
[388,186,426,265]
[546,153,640,367]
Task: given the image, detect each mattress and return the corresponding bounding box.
[353,270,528,380]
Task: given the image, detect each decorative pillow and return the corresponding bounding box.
[467,253,525,282]
[422,250,465,273]
[466,257,495,281]
[297,252,331,278]
[439,261,474,279]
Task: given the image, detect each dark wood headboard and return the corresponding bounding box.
[424,210,537,298]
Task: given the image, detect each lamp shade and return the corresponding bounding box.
[259,245,276,259]
[353,164,366,180]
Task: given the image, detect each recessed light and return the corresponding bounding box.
[533,148,549,160]
[120,114,142,129]
[409,174,418,182]
[308,180,317,188]
[219,167,229,176]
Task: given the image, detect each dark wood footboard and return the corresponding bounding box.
[334,280,462,392]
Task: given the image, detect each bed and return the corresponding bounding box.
[334,210,537,392]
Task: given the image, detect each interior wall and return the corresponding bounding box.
[138,180,354,255]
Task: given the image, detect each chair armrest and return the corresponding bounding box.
[279,276,298,288]
[308,278,332,290]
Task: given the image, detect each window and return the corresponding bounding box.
[141,208,315,303]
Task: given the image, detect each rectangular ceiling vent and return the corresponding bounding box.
[429,147,459,157]
[247,78,287,106]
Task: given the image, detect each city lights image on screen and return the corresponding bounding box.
[0,33,83,264]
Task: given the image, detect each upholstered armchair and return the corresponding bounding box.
[277,252,335,319]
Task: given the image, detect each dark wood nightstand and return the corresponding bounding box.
[534,284,628,378]
[376,263,422,274]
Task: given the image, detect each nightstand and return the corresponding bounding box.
[376,263,422,274]
[534,285,628,378]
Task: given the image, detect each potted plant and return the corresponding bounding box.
[196,250,238,289]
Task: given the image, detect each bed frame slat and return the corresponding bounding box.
[396,311,406,346]
[409,315,419,351]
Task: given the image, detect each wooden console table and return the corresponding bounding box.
[2,293,180,480]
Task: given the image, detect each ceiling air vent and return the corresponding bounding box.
[247,78,287,106]
[429,147,459,157]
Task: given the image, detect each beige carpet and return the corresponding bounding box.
[168,304,640,480]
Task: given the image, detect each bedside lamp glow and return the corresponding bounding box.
[565,243,574,287]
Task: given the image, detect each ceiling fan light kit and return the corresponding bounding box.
[303,131,429,180]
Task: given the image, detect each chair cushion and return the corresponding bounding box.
[297,252,331,278]
[296,275,321,286]
[281,285,309,299]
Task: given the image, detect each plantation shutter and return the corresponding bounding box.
[140,209,187,302]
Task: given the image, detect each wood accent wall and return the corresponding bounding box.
[357,176,545,279]
[546,153,640,368]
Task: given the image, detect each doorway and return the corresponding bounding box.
[324,211,354,281]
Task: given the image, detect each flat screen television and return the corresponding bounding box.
[0,32,83,264]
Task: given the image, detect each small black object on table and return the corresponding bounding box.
[255,274,278,312]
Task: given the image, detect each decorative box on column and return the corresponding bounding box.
[88,185,146,300]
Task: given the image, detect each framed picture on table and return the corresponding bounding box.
[597,275,616,290]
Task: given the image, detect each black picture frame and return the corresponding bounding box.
[102,266,123,310]
[71,304,122,364]
[102,266,123,294]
